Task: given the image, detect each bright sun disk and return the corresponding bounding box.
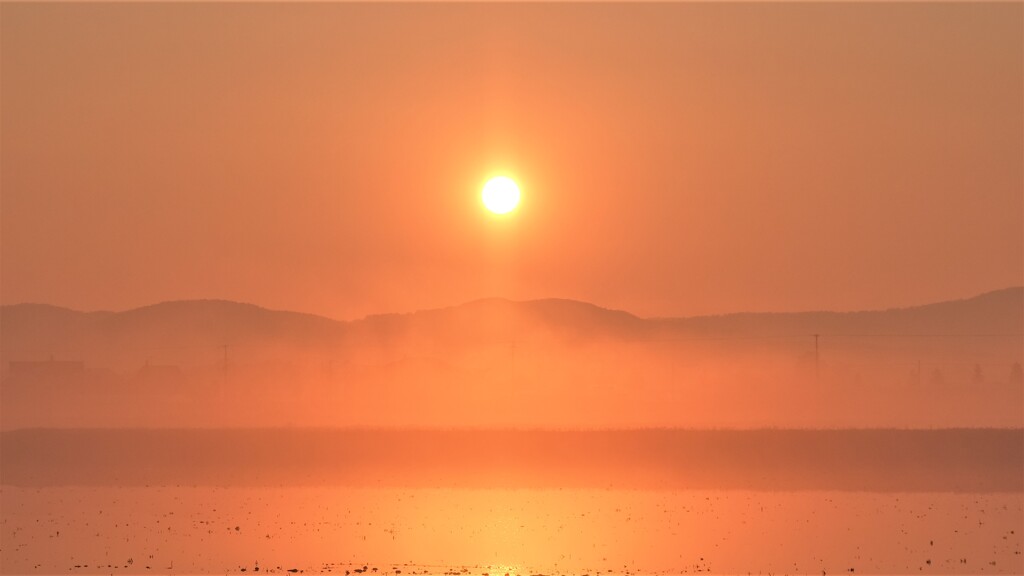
[482,176,521,214]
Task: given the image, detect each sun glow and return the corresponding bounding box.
[482,176,521,214]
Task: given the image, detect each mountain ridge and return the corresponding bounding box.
[3,289,1021,429]
[2,288,1020,370]
[4,286,1021,324]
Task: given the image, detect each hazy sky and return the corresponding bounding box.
[2,3,1021,320]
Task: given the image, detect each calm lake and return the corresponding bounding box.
[2,429,1022,574]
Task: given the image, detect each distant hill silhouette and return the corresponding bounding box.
[654,286,1024,337]
[2,288,1022,429]
[0,300,344,369]
[2,288,1021,369]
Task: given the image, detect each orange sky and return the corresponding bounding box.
[2,3,1021,320]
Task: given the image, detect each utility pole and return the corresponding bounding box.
[814,334,820,384]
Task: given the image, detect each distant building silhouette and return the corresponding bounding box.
[8,360,84,377]
[136,363,184,384]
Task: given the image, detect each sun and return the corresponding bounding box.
[482,176,521,214]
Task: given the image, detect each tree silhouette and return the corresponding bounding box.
[972,364,984,385]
